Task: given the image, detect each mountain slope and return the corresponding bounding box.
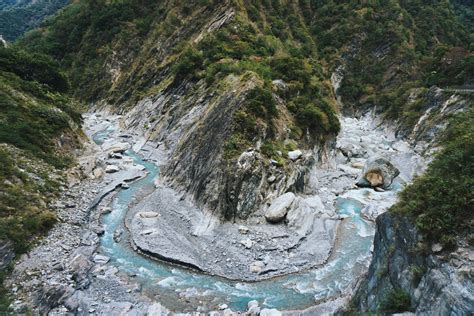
[0,45,83,310]
[17,0,472,220]
[0,0,472,314]
[0,0,69,42]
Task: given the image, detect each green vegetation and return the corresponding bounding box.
[18,0,472,161]
[0,46,81,167]
[19,0,167,100]
[0,46,82,311]
[0,143,66,313]
[0,145,59,254]
[314,0,472,128]
[18,1,342,160]
[452,0,474,32]
[392,108,474,249]
[193,10,340,158]
[0,0,69,42]
[0,44,80,244]
[379,289,412,314]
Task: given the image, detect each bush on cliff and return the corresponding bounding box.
[392,108,474,249]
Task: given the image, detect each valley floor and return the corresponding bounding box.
[5,111,427,315]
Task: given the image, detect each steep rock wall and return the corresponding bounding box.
[352,212,473,314]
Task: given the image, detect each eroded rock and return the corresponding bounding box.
[105,165,120,173]
[288,150,303,161]
[356,157,400,189]
[249,261,265,274]
[264,192,296,223]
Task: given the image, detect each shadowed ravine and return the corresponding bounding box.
[91,115,412,312]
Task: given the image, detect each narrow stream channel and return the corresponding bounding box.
[91,123,396,312]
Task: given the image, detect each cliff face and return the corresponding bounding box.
[352,212,473,315]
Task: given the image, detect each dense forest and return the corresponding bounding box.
[0,0,69,41]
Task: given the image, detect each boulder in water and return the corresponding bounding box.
[101,141,130,154]
[247,300,260,315]
[264,192,296,223]
[356,157,400,189]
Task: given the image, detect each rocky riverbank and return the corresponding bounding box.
[5,110,428,315]
[4,114,163,315]
[126,109,425,282]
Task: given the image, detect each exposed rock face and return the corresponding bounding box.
[0,240,14,270]
[352,212,474,314]
[356,157,400,189]
[401,87,472,151]
[122,76,320,221]
[264,192,296,223]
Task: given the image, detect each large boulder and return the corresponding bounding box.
[105,165,120,173]
[287,196,325,235]
[288,150,303,161]
[68,254,93,289]
[264,192,296,223]
[101,141,130,154]
[356,157,400,189]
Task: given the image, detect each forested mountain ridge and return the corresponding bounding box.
[0,0,69,41]
[0,45,83,309]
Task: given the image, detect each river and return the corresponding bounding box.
[89,113,420,312]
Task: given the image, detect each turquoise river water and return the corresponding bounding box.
[93,128,377,312]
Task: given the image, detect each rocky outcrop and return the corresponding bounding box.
[0,240,14,270]
[352,212,474,314]
[402,87,472,149]
[123,76,318,221]
[356,157,400,189]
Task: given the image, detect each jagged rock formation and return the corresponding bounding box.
[351,212,474,314]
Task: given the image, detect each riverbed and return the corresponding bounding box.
[89,112,423,313]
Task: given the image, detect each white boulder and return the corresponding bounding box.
[288,150,303,161]
[264,192,296,223]
[105,165,120,173]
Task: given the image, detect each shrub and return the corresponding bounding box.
[380,289,411,313]
[0,46,70,92]
[172,46,203,79]
[246,85,277,119]
[391,108,474,248]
